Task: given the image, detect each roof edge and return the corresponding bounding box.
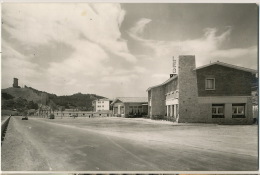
[194,61,257,73]
[147,75,178,91]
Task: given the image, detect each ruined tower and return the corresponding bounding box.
[13,78,19,88]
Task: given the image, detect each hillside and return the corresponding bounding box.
[1,86,106,111]
[2,87,43,103]
[50,93,105,110]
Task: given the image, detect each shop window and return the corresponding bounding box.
[232,104,246,118]
[212,104,224,118]
[206,78,215,90]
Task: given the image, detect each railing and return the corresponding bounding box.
[1,116,11,145]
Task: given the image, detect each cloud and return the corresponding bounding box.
[2,3,138,95]
[128,18,152,39]
[128,19,257,68]
[1,39,41,88]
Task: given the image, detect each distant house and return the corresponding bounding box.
[147,55,257,124]
[92,98,113,112]
[111,97,148,117]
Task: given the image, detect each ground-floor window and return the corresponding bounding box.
[129,106,142,115]
[232,103,246,118]
[212,104,225,118]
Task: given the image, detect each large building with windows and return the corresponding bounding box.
[147,55,257,124]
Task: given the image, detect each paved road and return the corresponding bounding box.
[1,116,258,171]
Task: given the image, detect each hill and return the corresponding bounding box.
[2,87,43,103]
[50,93,105,110]
[1,86,106,111]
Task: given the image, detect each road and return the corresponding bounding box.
[1,116,258,171]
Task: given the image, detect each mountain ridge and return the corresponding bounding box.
[2,86,106,111]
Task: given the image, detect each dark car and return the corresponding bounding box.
[22,116,28,120]
[71,114,78,118]
[49,114,55,119]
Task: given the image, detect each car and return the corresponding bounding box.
[22,116,28,120]
[49,114,55,119]
[70,114,78,118]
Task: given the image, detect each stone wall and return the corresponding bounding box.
[198,97,254,124]
[150,86,166,118]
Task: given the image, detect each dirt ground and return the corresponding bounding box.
[1,116,258,171]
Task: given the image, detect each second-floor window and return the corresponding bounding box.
[205,78,215,90]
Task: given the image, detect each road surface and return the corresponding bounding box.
[1,116,258,171]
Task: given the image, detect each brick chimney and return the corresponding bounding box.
[178,55,200,123]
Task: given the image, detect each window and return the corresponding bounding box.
[232,104,246,118]
[212,104,224,118]
[205,78,215,90]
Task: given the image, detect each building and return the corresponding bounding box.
[147,55,257,124]
[36,107,112,118]
[53,109,112,118]
[111,97,148,117]
[92,98,113,112]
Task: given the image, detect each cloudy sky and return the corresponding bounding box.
[1,3,258,98]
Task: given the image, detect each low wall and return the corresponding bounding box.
[1,116,11,139]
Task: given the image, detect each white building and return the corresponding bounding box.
[92,98,113,112]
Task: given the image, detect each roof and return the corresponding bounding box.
[147,61,257,92]
[92,98,113,102]
[195,61,257,73]
[111,97,148,105]
[147,75,178,91]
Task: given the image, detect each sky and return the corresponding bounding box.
[1,3,258,98]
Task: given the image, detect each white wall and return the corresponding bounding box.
[95,99,111,112]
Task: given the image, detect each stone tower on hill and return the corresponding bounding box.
[13,78,20,88]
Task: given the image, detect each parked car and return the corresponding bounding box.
[71,114,78,118]
[22,116,28,120]
[49,114,55,119]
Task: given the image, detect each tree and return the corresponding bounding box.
[1,92,14,100]
[27,100,38,110]
[49,100,57,114]
[59,106,65,118]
